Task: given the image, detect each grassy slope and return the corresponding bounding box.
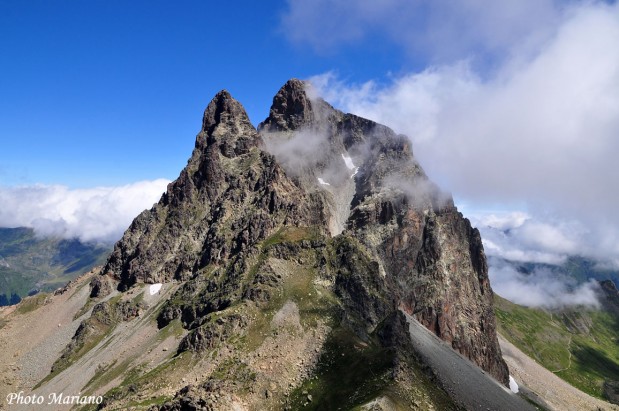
[494,294,619,399]
[78,227,455,410]
[0,227,110,298]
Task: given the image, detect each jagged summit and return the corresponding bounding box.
[96,86,323,293]
[259,78,336,132]
[259,78,311,132]
[198,89,261,157]
[201,90,251,135]
[75,79,524,410]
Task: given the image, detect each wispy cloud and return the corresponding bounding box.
[282,0,564,63]
[311,3,619,216]
[0,179,170,243]
[470,210,619,269]
[305,1,619,216]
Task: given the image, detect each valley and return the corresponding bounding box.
[495,288,619,404]
[0,227,110,305]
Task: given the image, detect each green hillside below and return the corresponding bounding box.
[0,227,110,304]
[494,292,619,402]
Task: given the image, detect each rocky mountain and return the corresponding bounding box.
[1,80,534,410]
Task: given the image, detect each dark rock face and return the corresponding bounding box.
[259,78,319,132]
[94,78,509,392]
[97,89,326,293]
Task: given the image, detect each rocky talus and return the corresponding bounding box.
[35,79,512,410]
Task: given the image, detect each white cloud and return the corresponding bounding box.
[0,179,170,243]
[472,211,529,231]
[306,1,619,266]
[473,213,574,265]
[470,210,619,269]
[310,1,619,214]
[282,0,565,62]
[489,257,601,308]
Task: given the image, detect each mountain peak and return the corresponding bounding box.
[79,80,515,409]
[259,78,318,132]
[201,89,254,136]
[198,89,260,158]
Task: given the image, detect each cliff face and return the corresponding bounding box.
[81,79,509,409]
[259,79,508,384]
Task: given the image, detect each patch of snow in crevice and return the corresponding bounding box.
[341,153,359,178]
[149,283,163,295]
[341,153,355,170]
[317,178,331,186]
[509,375,519,393]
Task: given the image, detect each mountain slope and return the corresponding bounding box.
[495,282,619,403]
[8,79,526,410]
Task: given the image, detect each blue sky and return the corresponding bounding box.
[0,1,409,187]
[1,1,619,303]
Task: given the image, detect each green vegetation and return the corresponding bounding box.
[156,318,185,341]
[0,227,110,302]
[287,326,456,411]
[95,353,193,409]
[495,294,619,400]
[288,328,395,409]
[242,229,336,350]
[16,292,50,314]
[261,226,320,249]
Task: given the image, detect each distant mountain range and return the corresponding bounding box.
[0,227,110,305]
[515,255,619,286]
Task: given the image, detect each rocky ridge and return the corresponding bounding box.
[32,79,513,410]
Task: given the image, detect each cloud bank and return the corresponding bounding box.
[489,257,601,308]
[0,179,170,243]
[472,210,616,307]
[470,211,587,266]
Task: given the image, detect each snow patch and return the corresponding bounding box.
[341,153,355,170]
[341,153,359,178]
[317,178,331,186]
[149,283,163,295]
[509,375,519,393]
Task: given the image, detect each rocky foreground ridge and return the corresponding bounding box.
[28,79,520,410]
